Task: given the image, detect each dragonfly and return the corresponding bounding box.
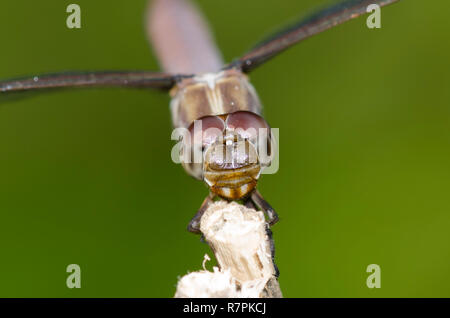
[0,0,400,234]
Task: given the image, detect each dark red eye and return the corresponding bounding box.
[226,111,270,140]
[187,115,225,147]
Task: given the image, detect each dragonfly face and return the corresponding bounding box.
[182,110,273,200]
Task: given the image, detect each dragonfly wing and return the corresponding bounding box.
[0,71,189,99]
[228,0,400,73]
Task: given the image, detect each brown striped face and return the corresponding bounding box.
[182,111,272,200]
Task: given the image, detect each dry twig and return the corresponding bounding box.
[175,201,281,298]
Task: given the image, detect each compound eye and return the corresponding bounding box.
[226,111,270,140]
[187,115,225,148]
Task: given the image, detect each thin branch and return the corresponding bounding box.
[175,201,282,298]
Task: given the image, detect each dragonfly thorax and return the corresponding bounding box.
[169,69,262,129]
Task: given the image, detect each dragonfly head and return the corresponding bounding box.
[181,111,273,200]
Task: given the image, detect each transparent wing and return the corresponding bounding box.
[229,0,400,73]
[0,71,188,99]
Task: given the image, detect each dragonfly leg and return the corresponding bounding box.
[187,193,214,234]
[250,190,279,226]
[265,224,280,277]
[246,193,279,277]
[244,198,257,210]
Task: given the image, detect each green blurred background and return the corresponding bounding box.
[0,0,449,297]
